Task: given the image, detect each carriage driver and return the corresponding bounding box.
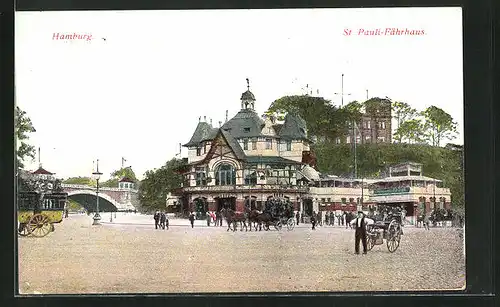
[350,211,374,255]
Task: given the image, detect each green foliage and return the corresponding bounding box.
[138,158,187,211]
[100,167,138,188]
[394,118,426,144]
[67,199,83,211]
[15,106,36,169]
[62,176,96,187]
[420,106,458,146]
[392,101,418,141]
[267,95,353,141]
[313,142,464,209]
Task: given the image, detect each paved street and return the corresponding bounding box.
[18,213,465,294]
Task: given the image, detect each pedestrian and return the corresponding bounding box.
[317,212,322,226]
[206,211,211,226]
[325,212,329,226]
[424,214,430,230]
[189,212,195,228]
[350,211,374,254]
[160,212,166,229]
[300,212,304,224]
[295,211,300,225]
[342,211,346,226]
[330,212,335,226]
[310,211,317,230]
[64,209,69,218]
[154,211,160,229]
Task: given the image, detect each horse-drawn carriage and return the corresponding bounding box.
[18,191,68,237]
[261,197,296,231]
[366,212,403,253]
[17,170,68,237]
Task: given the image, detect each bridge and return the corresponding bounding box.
[61,184,139,212]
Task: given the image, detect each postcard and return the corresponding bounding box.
[15,7,465,294]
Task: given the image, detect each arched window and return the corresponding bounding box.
[215,164,236,186]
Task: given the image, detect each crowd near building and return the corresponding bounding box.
[173,80,451,225]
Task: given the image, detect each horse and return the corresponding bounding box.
[245,208,262,231]
[222,208,248,231]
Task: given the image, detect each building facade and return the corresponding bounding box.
[179,81,312,214]
[175,83,451,224]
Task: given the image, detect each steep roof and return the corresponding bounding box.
[119,177,135,183]
[220,129,246,160]
[183,122,214,147]
[32,166,54,175]
[240,90,256,101]
[189,128,246,165]
[278,113,309,141]
[221,109,265,138]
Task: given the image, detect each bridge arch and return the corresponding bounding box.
[67,190,120,212]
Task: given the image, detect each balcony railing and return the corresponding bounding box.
[181,184,308,193]
[373,186,410,195]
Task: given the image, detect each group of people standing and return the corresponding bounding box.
[296,211,357,230]
[153,211,169,230]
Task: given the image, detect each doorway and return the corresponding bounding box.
[216,197,236,211]
[244,196,257,210]
[303,198,313,216]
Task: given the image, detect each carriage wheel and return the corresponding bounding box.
[386,220,401,253]
[367,234,375,251]
[18,223,30,237]
[27,214,52,237]
[274,220,282,231]
[287,218,295,231]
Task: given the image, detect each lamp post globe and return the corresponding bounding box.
[92,159,103,225]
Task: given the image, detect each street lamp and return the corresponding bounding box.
[92,159,103,225]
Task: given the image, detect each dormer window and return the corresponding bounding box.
[243,139,249,150]
[244,128,250,133]
[196,147,202,156]
[299,128,305,134]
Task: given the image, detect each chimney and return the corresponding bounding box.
[204,116,207,122]
[218,121,222,127]
[199,116,201,122]
[225,110,228,122]
[210,118,213,126]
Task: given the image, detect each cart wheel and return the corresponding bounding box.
[274,220,282,231]
[367,235,375,251]
[263,223,270,231]
[28,214,52,237]
[18,223,30,237]
[387,220,401,253]
[287,218,295,231]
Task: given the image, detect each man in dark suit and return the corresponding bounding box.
[350,211,374,254]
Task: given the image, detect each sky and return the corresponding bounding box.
[15,8,463,181]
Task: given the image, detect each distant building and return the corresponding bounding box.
[368,162,451,224]
[336,98,393,144]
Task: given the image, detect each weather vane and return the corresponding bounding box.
[246,78,250,90]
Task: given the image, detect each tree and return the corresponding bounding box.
[421,106,458,146]
[15,106,36,169]
[267,95,352,141]
[391,101,418,142]
[393,118,426,144]
[100,167,138,188]
[138,158,187,211]
[62,176,96,186]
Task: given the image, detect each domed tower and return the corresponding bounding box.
[240,78,256,110]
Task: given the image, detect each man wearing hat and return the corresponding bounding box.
[350,211,374,254]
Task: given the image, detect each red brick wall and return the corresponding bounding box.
[236,199,245,212]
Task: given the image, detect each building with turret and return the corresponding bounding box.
[178,79,313,214]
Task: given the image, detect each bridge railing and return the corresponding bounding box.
[61,183,138,193]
